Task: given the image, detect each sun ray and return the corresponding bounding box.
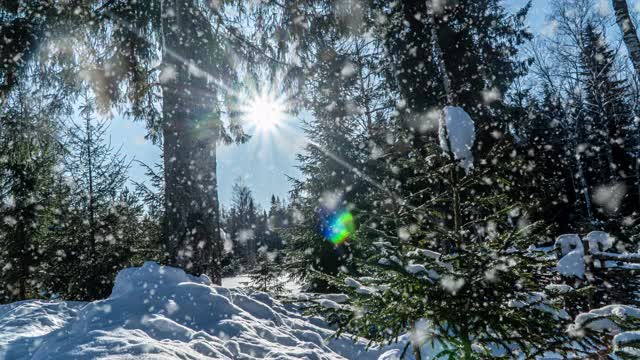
[245,92,285,132]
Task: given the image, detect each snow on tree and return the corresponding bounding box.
[555,234,586,278]
[570,304,640,358]
[439,106,476,173]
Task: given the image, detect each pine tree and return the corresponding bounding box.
[132,158,166,264]
[225,181,261,271]
[376,0,531,150]
[519,87,581,231]
[281,0,608,357]
[310,113,604,358]
[578,24,634,217]
[266,195,286,250]
[249,251,285,294]
[43,95,137,300]
[0,0,286,282]
[0,88,60,302]
[546,24,640,336]
[278,1,391,292]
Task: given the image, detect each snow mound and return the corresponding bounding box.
[0,262,408,359]
[439,106,475,173]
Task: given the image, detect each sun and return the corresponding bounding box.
[246,92,285,131]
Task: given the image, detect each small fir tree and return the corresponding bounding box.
[0,88,60,302]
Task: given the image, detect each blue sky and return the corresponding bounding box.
[107,0,614,208]
[107,111,306,209]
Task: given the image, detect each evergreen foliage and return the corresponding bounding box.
[281,1,390,291]
[0,88,60,302]
[249,251,285,294]
[276,0,636,357]
[40,95,141,300]
[222,180,286,276]
[0,0,284,282]
[3,0,640,357]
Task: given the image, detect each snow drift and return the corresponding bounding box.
[0,262,409,359]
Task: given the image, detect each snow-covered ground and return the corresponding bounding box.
[221,274,302,294]
[0,262,412,359]
[221,274,252,289]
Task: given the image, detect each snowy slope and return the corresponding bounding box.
[0,262,408,359]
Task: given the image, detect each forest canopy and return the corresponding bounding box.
[4,0,640,358]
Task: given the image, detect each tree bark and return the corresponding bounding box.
[85,114,96,254]
[427,0,462,249]
[613,0,640,76]
[161,0,222,284]
[575,121,594,222]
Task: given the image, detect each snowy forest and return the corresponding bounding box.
[6,0,640,358]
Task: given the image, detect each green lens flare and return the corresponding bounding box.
[325,211,355,245]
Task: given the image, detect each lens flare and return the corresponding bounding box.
[323,210,355,245]
[245,91,285,132]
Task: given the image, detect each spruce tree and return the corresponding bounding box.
[310,114,605,358]
[43,95,137,300]
[225,181,260,271]
[0,1,285,282]
[249,251,285,294]
[0,88,60,302]
[266,195,286,250]
[279,2,390,291]
[519,87,581,231]
[281,0,605,357]
[132,159,166,264]
[578,24,634,216]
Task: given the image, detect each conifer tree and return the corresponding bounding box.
[225,181,262,271]
[266,195,287,250]
[43,95,138,300]
[309,112,603,357]
[0,88,60,302]
[579,24,632,189]
[520,87,581,231]
[249,251,285,294]
[0,1,285,282]
[280,2,391,291]
[284,0,606,357]
[132,159,166,264]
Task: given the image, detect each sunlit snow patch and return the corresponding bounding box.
[0,262,419,359]
[439,106,476,173]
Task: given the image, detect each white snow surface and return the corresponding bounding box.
[439,106,475,173]
[570,304,640,336]
[584,231,613,252]
[614,330,640,348]
[554,234,585,278]
[554,234,582,256]
[0,262,414,359]
[556,247,585,278]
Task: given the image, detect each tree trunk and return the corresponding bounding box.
[427,0,462,249]
[161,0,222,284]
[613,0,640,76]
[85,115,96,254]
[635,155,640,206]
[575,124,594,221]
[18,215,27,300]
[427,1,455,105]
